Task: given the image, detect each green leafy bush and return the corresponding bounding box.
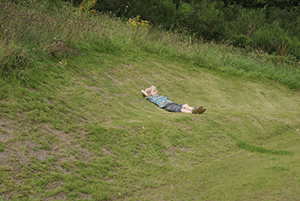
[175,1,225,40]
[248,22,292,55]
[232,34,248,47]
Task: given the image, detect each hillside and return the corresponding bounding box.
[1,1,300,200]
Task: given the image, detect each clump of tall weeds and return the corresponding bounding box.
[0,0,106,79]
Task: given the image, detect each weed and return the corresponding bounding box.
[78,0,97,14]
[126,15,150,29]
[0,141,4,151]
[40,141,51,151]
[23,146,28,155]
[60,160,72,171]
[271,166,285,171]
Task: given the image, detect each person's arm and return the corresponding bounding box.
[141,90,148,98]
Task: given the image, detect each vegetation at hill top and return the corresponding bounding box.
[70,0,300,61]
[0,0,300,200]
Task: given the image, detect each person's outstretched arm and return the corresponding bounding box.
[141,90,148,98]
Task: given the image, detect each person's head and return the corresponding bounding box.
[145,86,158,96]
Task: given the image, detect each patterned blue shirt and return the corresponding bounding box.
[146,95,172,108]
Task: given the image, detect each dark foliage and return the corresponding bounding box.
[63,0,300,59]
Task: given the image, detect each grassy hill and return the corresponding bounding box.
[1,1,300,200]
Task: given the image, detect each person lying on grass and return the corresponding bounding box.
[141,86,206,114]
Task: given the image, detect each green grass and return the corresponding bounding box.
[1,1,300,200]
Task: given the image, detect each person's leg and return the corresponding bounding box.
[182,104,194,111]
[181,108,192,113]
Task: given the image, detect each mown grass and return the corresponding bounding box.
[1,0,300,200]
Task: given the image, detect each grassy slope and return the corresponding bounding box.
[1,3,300,201]
[1,50,300,200]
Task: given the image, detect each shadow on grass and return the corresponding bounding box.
[228,134,294,156]
[236,141,294,156]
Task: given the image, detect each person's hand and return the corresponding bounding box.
[141,90,148,97]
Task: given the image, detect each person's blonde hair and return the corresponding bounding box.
[145,86,156,96]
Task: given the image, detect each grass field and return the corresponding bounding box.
[1,1,300,200]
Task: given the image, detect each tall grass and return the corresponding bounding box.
[1,0,300,89]
[0,1,106,81]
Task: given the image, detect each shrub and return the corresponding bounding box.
[288,36,300,61]
[232,34,248,47]
[174,1,225,40]
[221,6,265,41]
[247,22,292,55]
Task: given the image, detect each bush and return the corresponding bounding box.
[232,34,248,47]
[175,1,225,40]
[248,22,292,55]
[221,6,265,42]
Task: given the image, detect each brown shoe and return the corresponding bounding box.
[192,106,203,114]
[197,108,206,114]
